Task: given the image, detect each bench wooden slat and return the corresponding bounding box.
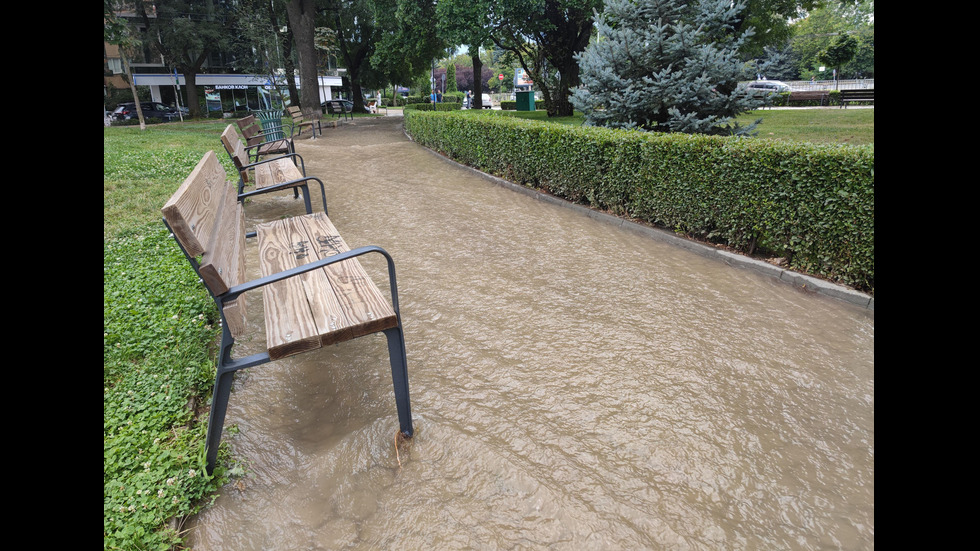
[161,151,226,258]
[255,158,303,191]
[256,212,397,359]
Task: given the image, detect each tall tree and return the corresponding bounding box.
[234,0,299,106]
[372,0,446,96]
[571,0,762,135]
[789,0,873,79]
[437,0,492,108]
[488,0,601,117]
[105,0,147,129]
[137,0,236,118]
[320,0,398,113]
[285,0,320,114]
[818,33,857,83]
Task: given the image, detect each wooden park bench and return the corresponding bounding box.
[787,90,830,106]
[324,99,352,121]
[220,125,328,232]
[287,105,322,139]
[162,151,415,474]
[839,89,874,108]
[237,115,294,161]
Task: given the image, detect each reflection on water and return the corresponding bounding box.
[186,118,873,550]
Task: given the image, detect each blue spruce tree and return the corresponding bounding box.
[571,0,763,135]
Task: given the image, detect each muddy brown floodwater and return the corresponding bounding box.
[185,116,873,550]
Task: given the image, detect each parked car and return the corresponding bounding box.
[481,93,493,109]
[111,101,179,122]
[744,80,791,96]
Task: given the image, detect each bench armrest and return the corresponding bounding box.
[222,245,402,314]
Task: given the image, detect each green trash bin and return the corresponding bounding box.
[516,91,535,112]
[254,109,285,141]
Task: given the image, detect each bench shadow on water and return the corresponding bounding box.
[186,117,874,549]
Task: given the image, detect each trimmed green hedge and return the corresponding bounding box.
[403,102,463,112]
[499,100,545,110]
[404,110,874,292]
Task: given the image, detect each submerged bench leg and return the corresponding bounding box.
[205,367,235,475]
[384,326,414,438]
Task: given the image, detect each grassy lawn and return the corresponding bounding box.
[736,108,874,145]
[490,107,874,145]
[105,119,234,550]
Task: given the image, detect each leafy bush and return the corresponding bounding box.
[499,100,545,110]
[403,102,462,112]
[404,110,874,292]
[443,91,465,103]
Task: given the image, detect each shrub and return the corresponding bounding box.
[443,91,465,103]
[403,102,463,112]
[404,110,874,292]
[499,100,545,110]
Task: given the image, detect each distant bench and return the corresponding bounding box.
[162,151,415,474]
[220,125,328,234]
[787,90,830,106]
[324,100,352,121]
[839,89,874,108]
[237,115,293,161]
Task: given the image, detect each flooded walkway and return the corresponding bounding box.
[186,116,874,549]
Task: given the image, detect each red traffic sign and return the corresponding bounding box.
[498,74,504,80]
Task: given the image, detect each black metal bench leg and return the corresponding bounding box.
[384,326,414,438]
[205,367,235,475]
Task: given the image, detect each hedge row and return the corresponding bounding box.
[766,89,870,107]
[499,100,545,110]
[402,94,463,105]
[404,110,874,292]
[403,102,464,112]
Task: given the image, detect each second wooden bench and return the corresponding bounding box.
[221,125,328,227]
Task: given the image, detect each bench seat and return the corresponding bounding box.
[256,212,398,359]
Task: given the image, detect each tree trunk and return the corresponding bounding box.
[183,71,202,118]
[121,50,146,130]
[271,2,300,105]
[285,0,320,114]
[470,45,483,108]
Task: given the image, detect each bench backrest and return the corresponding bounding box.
[162,151,248,337]
[287,105,305,123]
[220,125,250,182]
[237,115,265,147]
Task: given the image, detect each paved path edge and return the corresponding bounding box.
[404,128,873,311]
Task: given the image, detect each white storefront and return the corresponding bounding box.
[133,72,344,111]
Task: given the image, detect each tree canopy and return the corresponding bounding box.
[136,0,237,117]
[487,0,602,116]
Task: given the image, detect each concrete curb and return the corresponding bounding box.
[403,126,874,311]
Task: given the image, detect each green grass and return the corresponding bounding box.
[104,120,234,238]
[105,120,233,550]
[488,107,874,145]
[736,108,875,145]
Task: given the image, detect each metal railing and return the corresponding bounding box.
[781,79,874,91]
